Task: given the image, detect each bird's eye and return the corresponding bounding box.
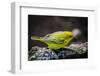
[69,35,72,37]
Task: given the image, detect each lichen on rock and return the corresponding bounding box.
[28,42,88,60]
[28,46,58,60]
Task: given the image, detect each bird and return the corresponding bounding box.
[31,29,80,50]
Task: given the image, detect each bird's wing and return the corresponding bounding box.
[43,35,65,44]
[52,38,65,44]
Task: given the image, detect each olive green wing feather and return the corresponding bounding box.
[43,34,65,44]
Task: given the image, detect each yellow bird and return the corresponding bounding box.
[31,29,80,50]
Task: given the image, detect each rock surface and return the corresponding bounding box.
[28,42,88,60]
[28,46,58,60]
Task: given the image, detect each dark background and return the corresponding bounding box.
[28,15,88,51]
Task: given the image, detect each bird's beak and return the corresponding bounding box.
[72,28,81,38]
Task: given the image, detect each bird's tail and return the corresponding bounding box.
[31,35,43,41]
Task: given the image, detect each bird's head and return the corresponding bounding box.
[64,31,74,39]
[64,29,81,44]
